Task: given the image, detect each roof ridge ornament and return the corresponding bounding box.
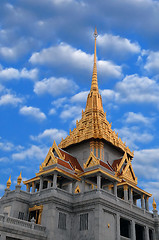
[91,27,98,93]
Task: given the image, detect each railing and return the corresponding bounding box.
[0,214,46,232]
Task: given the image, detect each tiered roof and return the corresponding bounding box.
[59,27,133,158]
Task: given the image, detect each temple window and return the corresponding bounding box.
[120,218,131,238]
[29,205,43,224]
[149,229,153,240]
[80,213,88,231]
[18,212,24,220]
[135,224,144,240]
[58,212,66,230]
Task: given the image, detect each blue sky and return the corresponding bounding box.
[1,0,159,208]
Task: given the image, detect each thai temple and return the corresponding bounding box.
[0,28,159,240]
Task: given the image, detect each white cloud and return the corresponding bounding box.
[0,157,9,162]
[0,141,14,152]
[34,77,78,96]
[98,33,140,57]
[115,126,153,150]
[49,108,56,115]
[30,43,122,79]
[19,106,46,121]
[0,67,38,81]
[60,105,82,121]
[144,51,159,75]
[0,184,5,190]
[124,112,152,125]
[134,148,159,164]
[0,93,23,106]
[12,145,48,161]
[71,91,89,103]
[52,97,67,108]
[115,74,159,104]
[30,128,67,144]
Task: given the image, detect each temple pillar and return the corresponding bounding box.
[97,174,101,190]
[81,178,85,193]
[133,199,137,205]
[26,184,30,192]
[53,172,57,189]
[131,220,136,240]
[124,185,128,201]
[0,233,6,240]
[141,194,145,209]
[129,187,133,203]
[116,213,120,240]
[69,182,73,193]
[39,176,43,191]
[48,180,51,188]
[114,182,117,197]
[145,196,149,211]
[32,182,35,193]
[144,226,149,240]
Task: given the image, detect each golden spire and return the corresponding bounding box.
[90,26,98,92]
[7,175,11,189]
[17,172,22,185]
[152,197,157,210]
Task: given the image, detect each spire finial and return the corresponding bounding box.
[7,175,11,189]
[17,172,22,185]
[152,197,157,210]
[91,27,98,92]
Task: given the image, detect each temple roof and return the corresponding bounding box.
[59,28,133,158]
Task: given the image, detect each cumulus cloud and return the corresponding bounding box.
[30,128,67,144]
[0,184,5,190]
[115,126,153,150]
[34,77,78,96]
[0,93,23,106]
[0,141,14,152]
[19,106,46,121]
[48,108,56,115]
[30,43,122,79]
[0,157,9,162]
[12,145,48,161]
[60,105,82,121]
[98,33,140,58]
[0,66,38,81]
[144,51,159,75]
[52,97,67,108]
[115,74,159,104]
[70,91,89,103]
[124,112,153,125]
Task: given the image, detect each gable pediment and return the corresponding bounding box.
[83,152,100,169]
[116,152,137,185]
[39,140,64,172]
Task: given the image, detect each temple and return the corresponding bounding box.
[0,28,159,240]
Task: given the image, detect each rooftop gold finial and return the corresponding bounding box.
[91,27,98,93]
[17,172,22,185]
[152,197,157,210]
[7,175,11,189]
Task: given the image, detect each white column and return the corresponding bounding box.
[116,213,120,240]
[32,182,35,193]
[48,180,51,188]
[124,185,128,201]
[145,226,149,240]
[114,182,117,197]
[141,194,145,209]
[53,172,57,189]
[97,175,101,190]
[145,196,149,211]
[129,187,133,203]
[81,178,85,193]
[39,176,43,191]
[0,233,6,240]
[131,220,136,240]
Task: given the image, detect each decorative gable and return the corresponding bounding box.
[83,152,100,169]
[39,140,64,172]
[114,152,137,185]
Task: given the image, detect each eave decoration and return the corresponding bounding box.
[39,140,64,172]
[116,152,137,185]
[83,152,100,169]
